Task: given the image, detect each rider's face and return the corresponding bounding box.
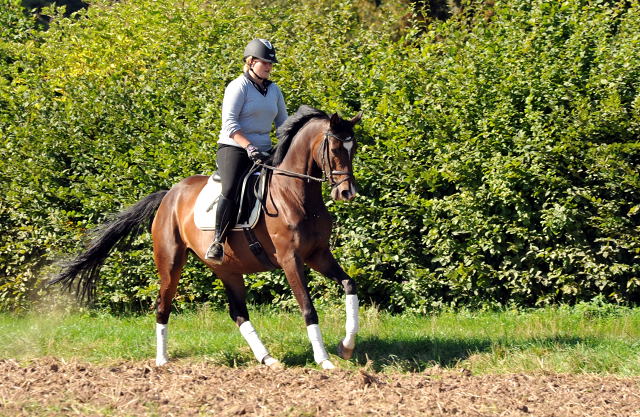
[251,59,273,80]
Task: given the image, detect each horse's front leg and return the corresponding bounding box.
[307,248,359,360]
[279,253,336,369]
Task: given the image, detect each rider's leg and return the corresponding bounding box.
[205,145,251,263]
[205,195,235,262]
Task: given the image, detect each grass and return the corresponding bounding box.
[1,303,639,375]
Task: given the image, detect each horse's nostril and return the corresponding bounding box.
[341,189,353,200]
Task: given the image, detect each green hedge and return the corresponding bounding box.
[1,0,638,313]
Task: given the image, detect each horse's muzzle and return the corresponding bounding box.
[331,181,357,201]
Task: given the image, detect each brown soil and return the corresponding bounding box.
[1,358,638,416]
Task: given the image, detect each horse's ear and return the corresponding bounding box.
[350,112,363,125]
[329,112,341,130]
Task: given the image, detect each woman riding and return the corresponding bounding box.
[206,38,288,263]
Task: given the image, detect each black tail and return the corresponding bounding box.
[49,190,169,302]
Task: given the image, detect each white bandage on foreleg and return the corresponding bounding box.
[307,324,330,364]
[342,294,359,349]
[239,321,270,363]
[156,323,169,366]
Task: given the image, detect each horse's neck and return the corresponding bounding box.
[270,123,325,219]
[278,120,326,185]
[281,149,317,181]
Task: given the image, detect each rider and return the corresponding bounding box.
[206,39,288,263]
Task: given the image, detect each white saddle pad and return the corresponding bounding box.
[193,174,262,231]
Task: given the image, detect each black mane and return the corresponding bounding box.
[272,105,328,166]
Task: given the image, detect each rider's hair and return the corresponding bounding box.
[243,57,253,73]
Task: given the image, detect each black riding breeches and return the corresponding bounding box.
[216,144,253,202]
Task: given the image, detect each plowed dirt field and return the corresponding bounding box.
[1,358,638,416]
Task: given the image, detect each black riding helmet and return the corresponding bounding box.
[243,39,278,63]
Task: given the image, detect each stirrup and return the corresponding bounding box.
[205,241,224,263]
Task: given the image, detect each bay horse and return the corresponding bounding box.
[50,105,362,370]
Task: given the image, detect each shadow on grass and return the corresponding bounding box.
[171,348,254,367]
[276,336,490,370]
[354,336,491,371]
[313,335,598,372]
[171,334,601,372]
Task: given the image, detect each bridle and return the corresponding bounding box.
[256,131,354,189]
[319,132,354,189]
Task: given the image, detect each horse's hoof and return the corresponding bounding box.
[337,341,354,360]
[267,361,284,370]
[320,359,336,370]
[263,356,284,370]
[155,358,168,367]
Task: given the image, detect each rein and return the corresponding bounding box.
[256,162,325,183]
[256,131,354,189]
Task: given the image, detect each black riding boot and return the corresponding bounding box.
[205,196,236,263]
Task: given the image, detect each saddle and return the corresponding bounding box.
[194,167,276,270]
[193,168,268,231]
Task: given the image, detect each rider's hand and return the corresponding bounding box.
[246,144,269,163]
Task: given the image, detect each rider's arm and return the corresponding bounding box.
[221,78,251,148]
[230,131,251,149]
[274,85,288,129]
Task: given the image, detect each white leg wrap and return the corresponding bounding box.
[239,321,270,364]
[307,324,332,367]
[156,323,169,366]
[342,294,359,349]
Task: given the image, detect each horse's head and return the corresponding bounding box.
[319,112,362,201]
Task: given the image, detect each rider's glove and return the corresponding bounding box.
[246,144,269,163]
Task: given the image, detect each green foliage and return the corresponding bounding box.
[1,0,639,313]
[332,0,640,312]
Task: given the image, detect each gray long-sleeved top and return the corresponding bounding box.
[218,73,288,152]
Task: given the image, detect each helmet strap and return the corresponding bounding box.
[249,65,267,82]
[250,68,266,81]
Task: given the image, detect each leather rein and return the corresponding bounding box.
[256,131,354,189]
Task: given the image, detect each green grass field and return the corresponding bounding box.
[2,303,639,375]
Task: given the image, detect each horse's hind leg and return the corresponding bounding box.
[219,272,281,368]
[306,248,359,360]
[153,232,188,366]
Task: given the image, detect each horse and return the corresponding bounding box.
[50,105,363,370]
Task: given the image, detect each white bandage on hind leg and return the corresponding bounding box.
[307,324,330,364]
[342,294,359,350]
[239,321,270,364]
[156,323,169,366]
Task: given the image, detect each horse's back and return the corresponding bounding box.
[152,175,210,241]
[154,175,206,210]
[176,174,210,188]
